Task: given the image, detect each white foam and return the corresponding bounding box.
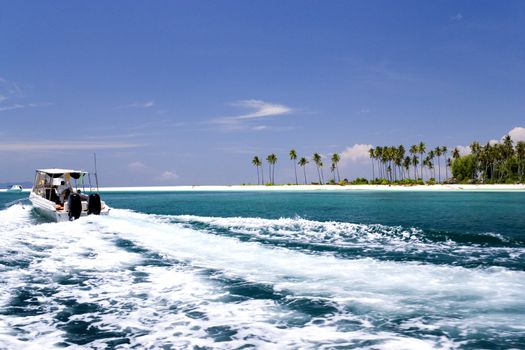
[0,206,523,349]
[170,214,525,267]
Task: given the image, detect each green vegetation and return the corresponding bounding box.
[298,157,309,184]
[250,136,524,185]
[251,156,262,185]
[369,143,449,182]
[266,154,277,185]
[451,136,525,183]
[289,149,298,185]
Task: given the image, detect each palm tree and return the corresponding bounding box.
[289,149,298,185]
[369,148,375,180]
[435,147,442,183]
[403,156,411,179]
[331,153,341,182]
[312,153,323,184]
[298,157,309,184]
[319,161,325,184]
[409,145,418,179]
[442,146,448,180]
[425,156,434,180]
[252,156,262,185]
[266,154,277,184]
[418,142,426,179]
[452,147,460,160]
[375,146,383,178]
[395,145,405,180]
[428,150,436,180]
[516,141,525,182]
[411,155,419,179]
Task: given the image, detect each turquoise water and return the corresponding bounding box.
[0,191,524,349]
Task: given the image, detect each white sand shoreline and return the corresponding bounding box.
[3,184,524,193]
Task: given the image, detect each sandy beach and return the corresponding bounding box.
[2,184,525,193]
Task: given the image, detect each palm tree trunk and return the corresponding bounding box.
[337,167,340,182]
[437,157,441,182]
[256,166,260,185]
[372,159,375,180]
[261,166,265,184]
[420,154,423,179]
[293,162,298,185]
[303,166,307,184]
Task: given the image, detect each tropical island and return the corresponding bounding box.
[251,135,525,187]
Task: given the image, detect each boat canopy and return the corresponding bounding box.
[36,169,87,179]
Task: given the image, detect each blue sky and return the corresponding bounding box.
[1,1,524,185]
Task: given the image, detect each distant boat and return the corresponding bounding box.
[7,185,23,192]
[29,168,110,222]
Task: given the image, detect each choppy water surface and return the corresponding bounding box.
[0,191,524,349]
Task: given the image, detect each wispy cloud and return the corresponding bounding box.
[0,141,141,152]
[451,13,463,21]
[357,107,371,115]
[227,99,292,121]
[212,99,293,131]
[128,161,147,171]
[0,77,52,113]
[0,102,53,112]
[0,77,22,96]
[117,100,155,109]
[156,170,179,181]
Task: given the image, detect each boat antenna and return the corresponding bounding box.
[94,152,100,192]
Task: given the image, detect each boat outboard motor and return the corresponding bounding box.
[87,193,102,215]
[68,193,82,221]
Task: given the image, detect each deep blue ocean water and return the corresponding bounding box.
[0,190,524,349]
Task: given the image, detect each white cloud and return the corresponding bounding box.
[0,141,141,152]
[453,127,525,155]
[229,99,292,120]
[455,145,471,155]
[213,100,293,130]
[156,171,179,181]
[118,100,155,109]
[128,161,146,171]
[507,127,525,142]
[340,144,374,164]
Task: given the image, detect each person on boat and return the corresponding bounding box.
[77,189,88,200]
[57,180,70,204]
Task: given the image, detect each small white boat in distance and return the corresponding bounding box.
[29,168,110,222]
[7,185,23,192]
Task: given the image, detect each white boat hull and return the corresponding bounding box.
[29,192,110,222]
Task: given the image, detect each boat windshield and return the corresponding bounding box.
[32,171,88,201]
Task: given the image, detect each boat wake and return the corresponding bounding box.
[0,205,524,349]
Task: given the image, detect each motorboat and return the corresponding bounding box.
[7,185,23,192]
[29,168,110,222]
